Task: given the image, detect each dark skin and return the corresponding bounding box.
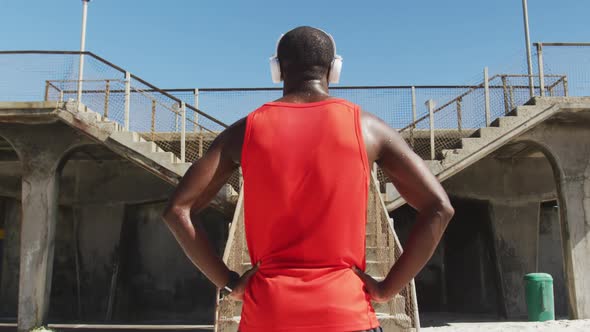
[162,66,454,302]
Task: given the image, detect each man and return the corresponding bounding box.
[163,26,454,332]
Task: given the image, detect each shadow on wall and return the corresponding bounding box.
[48,202,229,324]
[0,197,20,322]
[392,197,502,317]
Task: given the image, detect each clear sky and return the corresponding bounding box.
[1,0,588,88]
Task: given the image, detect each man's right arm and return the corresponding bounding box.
[355,112,454,302]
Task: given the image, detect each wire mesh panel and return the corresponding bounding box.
[0,51,229,180]
[0,52,79,101]
[536,43,590,97]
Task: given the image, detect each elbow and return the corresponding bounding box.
[436,199,455,227]
[162,204,187,227]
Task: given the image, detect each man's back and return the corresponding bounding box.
[163,26,452,332]
[240,98,379,331]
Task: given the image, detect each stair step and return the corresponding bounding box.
[95,120,120,132]
[147,151,179,164]
[423,160,443,174]
[131,141,161,155]
[460,137,484,152]
[111,131,146,144]
[472,126,502,139]
[76,110,102,123]
[366,260,386,277]
[366,246,386,261]
[372,294,407,314]
[439,148,461,159]
[496,116,523,128]
[216,317,240,332]
[167,162,192,175]
[516,105,540,117]
[377,312,414,332]
[366,233,378,246]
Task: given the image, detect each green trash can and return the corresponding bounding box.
[524,273,555,321]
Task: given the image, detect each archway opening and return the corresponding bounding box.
[49,143,229,326]
[392,140,570,325]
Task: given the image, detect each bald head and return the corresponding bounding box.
[277,26,335,81]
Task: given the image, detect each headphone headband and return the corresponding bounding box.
[269,28,342,84]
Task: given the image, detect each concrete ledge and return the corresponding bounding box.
[530,96,590,106]
[0,101,62,123]
[0,101,61,110]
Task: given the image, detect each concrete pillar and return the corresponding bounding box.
[0,123,88,331]
[557,171,590,318]
[18,163,60,329]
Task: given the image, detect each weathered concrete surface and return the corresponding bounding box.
[539,202,569,317]
[0,198,21,318]
[0,122,90,331]
[489,201,540,318]
[516,114,590,319]
[441,155,558,318]
[0,159,174,205]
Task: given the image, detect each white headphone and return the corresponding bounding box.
[269,29,343,84]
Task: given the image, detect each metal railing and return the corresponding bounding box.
[1,45,586,182]
[534,42,590,97]
[45,79,219,163]
[0,51,229,177]
[399,72,567,160]
[160,72,567,163]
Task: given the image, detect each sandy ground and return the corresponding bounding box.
[421,319,590,331]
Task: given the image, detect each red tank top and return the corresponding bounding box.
[240,98,379,332]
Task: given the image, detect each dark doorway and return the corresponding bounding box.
[393,197,502,316]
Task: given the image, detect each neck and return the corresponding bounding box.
[282,79,330,101]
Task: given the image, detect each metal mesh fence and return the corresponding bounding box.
[367,176,420,329]
[535,43,590,97]
[0,51,233,186]
[402,74,567,161]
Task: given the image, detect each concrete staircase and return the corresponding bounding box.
[55,101,235,212]
[60,101,193,181]
[384,101,562,211]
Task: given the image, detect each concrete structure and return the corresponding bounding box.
[391,97,590,322]
[1,97,590,331]
[0,102,235,331]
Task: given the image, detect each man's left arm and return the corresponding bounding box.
[162,119,246,290]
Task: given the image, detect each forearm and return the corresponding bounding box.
[381,205,452,297]
[163,207,231,288]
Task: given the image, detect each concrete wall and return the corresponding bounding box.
[392,197,500,316]
[396,154,566,319]
[539,201,569,317]
[517,114,590,318]
[0,144,231,325]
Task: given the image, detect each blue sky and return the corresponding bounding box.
[1,0,589,88]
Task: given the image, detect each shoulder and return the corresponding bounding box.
[360,108,391,140]
[358,108,407,162]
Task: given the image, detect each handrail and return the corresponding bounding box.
[0,50,228,128]
[534,42,590,47]
[398,73,567,132]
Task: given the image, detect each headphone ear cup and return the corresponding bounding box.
[328,55,343,84]
[269,56,282,83]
